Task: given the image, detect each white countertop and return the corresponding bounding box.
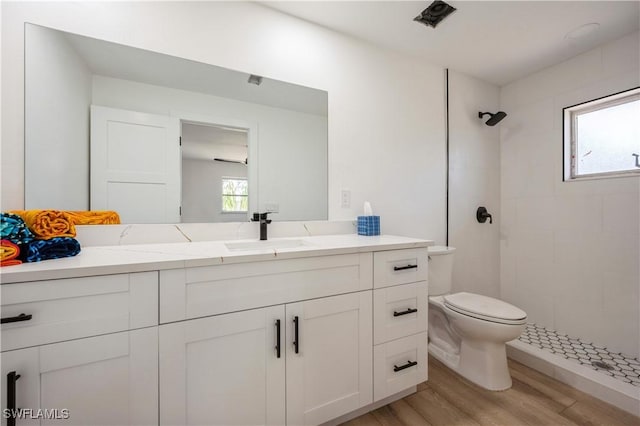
[0,234,432,284]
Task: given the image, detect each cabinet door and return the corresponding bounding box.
[1,347,39,426]
[1,328,158,426]
[159,306,285,426]
[286,292,373,426]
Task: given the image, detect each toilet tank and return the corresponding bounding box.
[428,246,456,296]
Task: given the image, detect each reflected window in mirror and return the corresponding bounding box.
[222,178,248,213]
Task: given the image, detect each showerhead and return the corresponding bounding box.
[478,111,507,126]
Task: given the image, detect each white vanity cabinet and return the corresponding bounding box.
[158,255,374,426]
[0,235,431,426]
[0,272,159,426]
[159,292,372,426]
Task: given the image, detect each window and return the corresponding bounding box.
[563,87,640,180]
[221,178,248,212]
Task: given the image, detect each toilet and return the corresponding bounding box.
[427,246,526,391]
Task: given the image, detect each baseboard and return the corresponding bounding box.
[320,386,417,426]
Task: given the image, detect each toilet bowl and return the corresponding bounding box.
[427,246,527,391]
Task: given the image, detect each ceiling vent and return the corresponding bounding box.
[247,74,263,85]
[414,0,457,28]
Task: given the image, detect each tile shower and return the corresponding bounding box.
[519,323,640,388]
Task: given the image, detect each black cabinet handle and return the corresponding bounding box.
[293,316,299,354]
[7,371,21,426]
[393,360,418,372]
[275,319,281,359]
[393,308,418,317]
[1,313,32,324]
[393,265,418,271]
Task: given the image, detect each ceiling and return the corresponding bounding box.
[182,123,248,162]
[264,1,640,86]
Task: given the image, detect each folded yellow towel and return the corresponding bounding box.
[9,210,75,240]
[66,211,121,225]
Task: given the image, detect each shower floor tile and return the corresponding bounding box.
[518,323,640,387]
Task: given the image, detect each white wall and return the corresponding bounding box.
[448,71,501,297]
[92,75,327,221]
[500,32,640,358]
[182,159,247,223]
[1,1,446,242]
[24,24,92,209]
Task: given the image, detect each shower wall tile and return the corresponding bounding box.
[500,32,640,359]
[517,254,555,328]
[602,193,639,235]
[501,162,529,198]
[500,197,517,237]
[503,98,554,133]
[553,230,605,344]
[553,195,603,232]
[449,70,501,299]
[554,171,639,198]
[513,230,555,328]
[500,240,516,290]
[600,230,640,357]
[516,197,555,233]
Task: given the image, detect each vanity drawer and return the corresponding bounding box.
[373,281,427,345]
[373,332,427,402]
[0,272,158,352]
[160,253,373,323]
[373,248,428,289]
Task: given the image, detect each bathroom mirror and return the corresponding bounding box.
[24,23,328,224]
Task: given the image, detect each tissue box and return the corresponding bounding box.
[357,216,380,236]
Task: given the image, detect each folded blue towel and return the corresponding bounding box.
[20,237,81,263]
[1,213,35,244]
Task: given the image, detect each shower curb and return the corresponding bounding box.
[507,339,640,417]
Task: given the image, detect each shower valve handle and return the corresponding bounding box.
[476,207,492,224]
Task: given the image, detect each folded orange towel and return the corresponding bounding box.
[9,210,76,240]
[65,211,121,225]
[1,239,22,267]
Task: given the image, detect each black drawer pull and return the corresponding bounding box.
[275,319,281,359]
[393,308,418,317]
[293,316,299,354]
[1,313,32,324]
[7,371,21,426]
[394,360,418,372]
[393,264,418,271]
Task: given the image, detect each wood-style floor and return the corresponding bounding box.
[342,356,640,426]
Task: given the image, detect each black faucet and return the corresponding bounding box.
[251,212,272,240]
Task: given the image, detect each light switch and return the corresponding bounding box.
[341,189,351,208]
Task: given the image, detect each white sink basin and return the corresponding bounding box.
[225,239,311,252]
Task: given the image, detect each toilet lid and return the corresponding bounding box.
[443,292,527,325]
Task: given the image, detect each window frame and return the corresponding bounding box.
[563,86,640,181]
[220,176,249,214]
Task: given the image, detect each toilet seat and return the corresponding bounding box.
[443,292,527,325]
